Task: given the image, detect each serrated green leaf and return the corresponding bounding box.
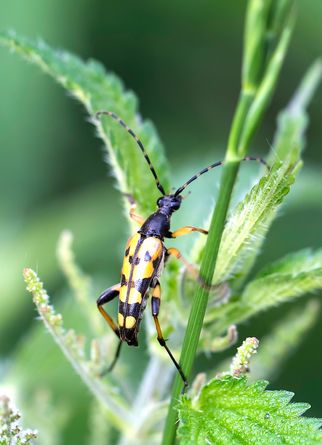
[204,249,322,339]
[178,376,322,445]
[191,148,300,293]
[256,249,322,277]
[213,158,300,286]
[0,30,170,216]
[191,60,322,290]
[216,61,322,287]
[242,249,322,309]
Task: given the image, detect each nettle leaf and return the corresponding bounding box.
[255,248,322,277]
[212,157,300,286]
[178,376,322,445]
[0,30,184,345]
[222,60,322,287]
[191,61,322,290]
[242,248,322,310]
[191,143,300,292]
[204,248,322,338]
[0,30,170,216]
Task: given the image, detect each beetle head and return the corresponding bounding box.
[157,195,182,213]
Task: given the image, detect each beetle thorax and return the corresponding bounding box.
[138,211,170,239]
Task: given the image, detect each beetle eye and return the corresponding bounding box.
[171,201,180,210]
[157,197,163,207]
[171,196,182,210]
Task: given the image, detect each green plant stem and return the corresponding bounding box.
[237,9,294,156]
[227,92,255,157]
[161,160,240,445]
[161,6,293,433]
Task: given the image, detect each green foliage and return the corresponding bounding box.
[163,2,299,441]
[203,248,322,339]
[0,28,181,348]
[193,59,322,291]
[228,0,294,159]
[178,376,322,445]
[23,267,131,433]
[0,29,169,217]
[236,1,295,157]
[243,249,322,309]
[10,34,322,445]
[0,395,38,445]
[23,246,169,445]
[193,158,300,288]
[1,1,322,444]
[192,60,322,356]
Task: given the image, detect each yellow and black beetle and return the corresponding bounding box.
[96,111,267,387]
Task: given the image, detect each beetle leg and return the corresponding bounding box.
[101,340,123,375]
[123,193,145,225]
[167,247,218,291]
[170,225,208,238]
[97,284,120,338]
[97,284,124,374]
[151,280,188,390]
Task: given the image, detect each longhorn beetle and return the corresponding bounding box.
[96,111,268,388]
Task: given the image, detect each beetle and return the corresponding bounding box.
[95,111,267,387]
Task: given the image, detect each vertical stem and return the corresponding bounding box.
[227,91,255,158]
[161,1,294,442]
[161,161,240,445]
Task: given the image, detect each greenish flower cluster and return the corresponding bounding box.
[0,395,37,445]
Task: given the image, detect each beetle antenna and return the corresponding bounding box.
[174,156,269,196]
[96,111,166,196]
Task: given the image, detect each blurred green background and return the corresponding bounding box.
[0,1,321,443]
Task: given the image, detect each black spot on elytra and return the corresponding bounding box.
[121,274,127,286]
[153,257,160,268]
[119,302,141,318]
[125,246,130,257]
[135,277,151,294]
[129,255,140,265]
[144,251,152,262]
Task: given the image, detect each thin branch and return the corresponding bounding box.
[23,268,133,434]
